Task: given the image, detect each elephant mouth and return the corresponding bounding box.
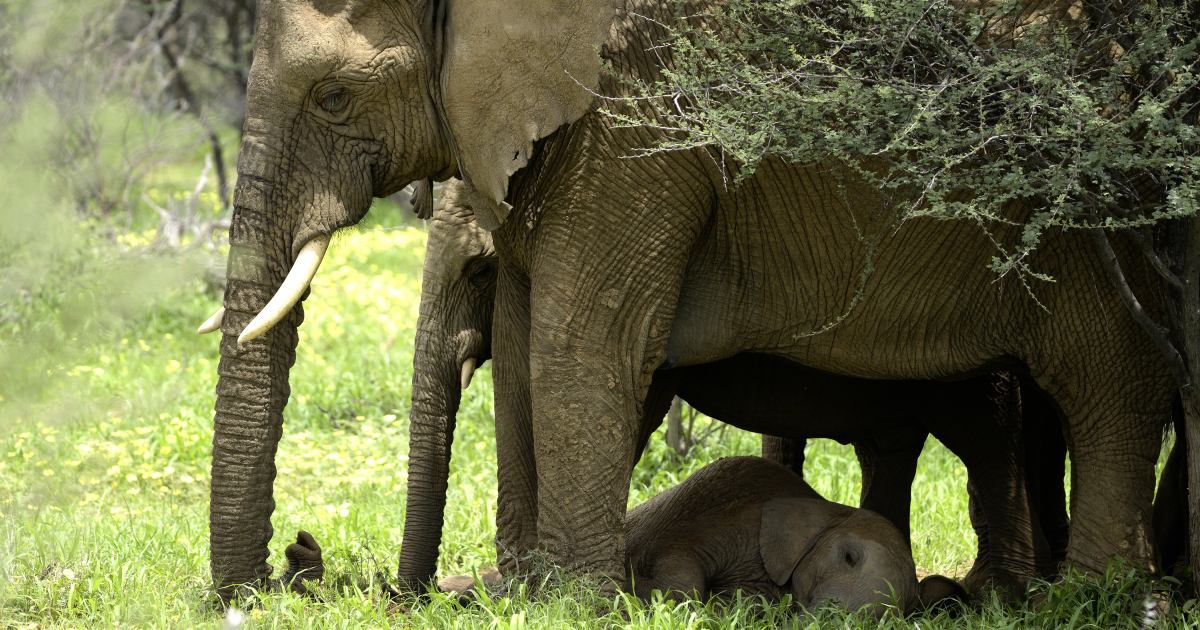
[198,234,332,342]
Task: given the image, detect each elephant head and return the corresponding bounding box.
[398,178,497,591]
[203,0,621,600]
[760,497,965,617]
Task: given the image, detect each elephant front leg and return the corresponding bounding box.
[493,263,540,573]
[762,436,806,477]
[525,228,693,590]
[854,427,927,544]
[1020,382,1069,576]
[528,334,657,589]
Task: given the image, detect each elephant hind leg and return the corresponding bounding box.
[1042,360,1172,578]
[762,436,806,477]
[855,426,927,545]
[925,375,1034,599]
[1059,405,1162,577]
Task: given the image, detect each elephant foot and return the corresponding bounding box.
[961,553,989,599]
[273,531,325,596]
[437,567,502,604]
[961,568,1027,606]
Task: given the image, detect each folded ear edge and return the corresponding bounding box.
[759,496,845,587]
[437,0,621,229]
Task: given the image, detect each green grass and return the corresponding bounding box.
[0,224,1193,628]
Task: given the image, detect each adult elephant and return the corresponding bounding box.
[202,0,1172,600]
[401,179,1066,597]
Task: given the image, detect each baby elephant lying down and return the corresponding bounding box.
[626,456,964,617]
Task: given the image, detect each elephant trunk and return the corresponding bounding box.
[209,141,304,600]
[397,310,464,592]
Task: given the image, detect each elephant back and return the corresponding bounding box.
[626,456,820,551]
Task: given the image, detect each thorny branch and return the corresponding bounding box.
[610,0,1200,287]
[1089,225,1191,390]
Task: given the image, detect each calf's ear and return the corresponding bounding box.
[912,574,968,614]
[759,497,851,586]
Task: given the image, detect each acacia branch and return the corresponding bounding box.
[1089,226,1191,389]
[1120,226,1186,291]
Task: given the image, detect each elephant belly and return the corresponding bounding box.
[673,354,916,444]
[664,160,1017,380]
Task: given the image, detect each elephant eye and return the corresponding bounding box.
[466,259,497,288]
[841,546,861,568]
[321,89,348,114]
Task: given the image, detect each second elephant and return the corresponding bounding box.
[398,179,1064,597]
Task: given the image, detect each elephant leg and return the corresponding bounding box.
[527,284,683,586]
[762,436,806,477]
[524,180,700,589]
[637,372,683,462]
[1054,391,1163,576]
[854,425,928,545]
[964,478,991,589]
[925,375,1034,597]
[1153,397,1188,577]
[1028,302,1174,576]
[1020,380,1069,577]
[493,261,539,573]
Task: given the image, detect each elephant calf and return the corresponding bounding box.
[626,456,964,617]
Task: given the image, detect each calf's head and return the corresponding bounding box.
[761,497,965,618]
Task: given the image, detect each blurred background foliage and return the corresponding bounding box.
[1,0,246,407]
[0,0,422,413]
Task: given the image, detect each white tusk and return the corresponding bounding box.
[238,235,331,345]
[460,357,477,390]
[197,307,225,334]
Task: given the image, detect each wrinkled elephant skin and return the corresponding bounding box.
[212,0,1172,600]
[399,181,496,592]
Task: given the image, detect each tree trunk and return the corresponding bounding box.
[666,396,685,456]
[1180,215,1200,597]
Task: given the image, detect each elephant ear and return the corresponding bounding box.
[439,0,622,230]
[760,496,854,586]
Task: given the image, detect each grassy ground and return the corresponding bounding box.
[0,216,1191,628]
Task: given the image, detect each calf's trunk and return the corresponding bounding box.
[397,311,463,592]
